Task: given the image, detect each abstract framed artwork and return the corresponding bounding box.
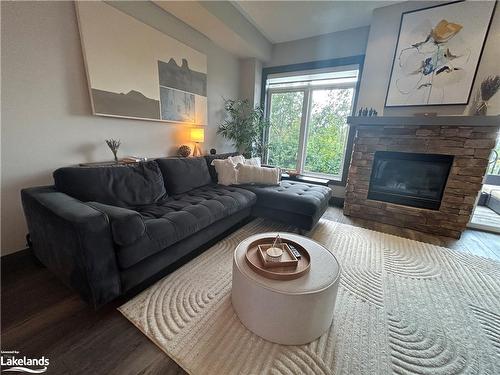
[76,1,207,124]
[385,0,496,107]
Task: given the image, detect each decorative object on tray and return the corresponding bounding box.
[122,156,147,163]
[265,246,283,262]
[177,145,191,157]
[217,98,269,157]
[259,234,298,267]
[190,127,204,156]
[357,107,378,117]
[105,139,121,162]
[285,169,300,178]
[471,75,500,116]
[385,1,496,107]
[244,235,310,280]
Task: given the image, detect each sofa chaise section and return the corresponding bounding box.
[238,180,332,231]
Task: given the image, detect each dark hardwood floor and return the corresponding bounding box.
[2,206,499,374]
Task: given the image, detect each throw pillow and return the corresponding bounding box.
[228,154,245,165]
[236,164,280,185]
[244,157,261,167]
[211,159,238,185]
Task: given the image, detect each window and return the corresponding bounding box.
[264,66,358,180]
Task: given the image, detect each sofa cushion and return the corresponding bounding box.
[53,161,166,207]
[204,152,240,182]
[116,184,256,268]
[240,180,331,216]
[86,202,145,246]
[155,157,212,195]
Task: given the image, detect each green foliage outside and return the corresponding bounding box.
[267,88,354,176]
[267,92,303,169]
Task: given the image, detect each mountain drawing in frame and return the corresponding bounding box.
[385,1,496,107]
[76,1,207,124]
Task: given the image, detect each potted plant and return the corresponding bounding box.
[217,99,269,158]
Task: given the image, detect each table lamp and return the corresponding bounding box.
[190,127,205,156]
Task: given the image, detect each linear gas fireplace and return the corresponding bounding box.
[367,151,454,210]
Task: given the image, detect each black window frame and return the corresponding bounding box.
[260,55,365,186]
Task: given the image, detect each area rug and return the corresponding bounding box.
[119,218,500,374]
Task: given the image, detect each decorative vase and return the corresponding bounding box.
[105,139,121,163]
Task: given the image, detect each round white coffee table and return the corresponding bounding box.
[231,232,340,345]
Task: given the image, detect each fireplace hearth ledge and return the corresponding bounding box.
[344,116,500,239]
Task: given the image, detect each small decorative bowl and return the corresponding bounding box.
[266,247,283,262]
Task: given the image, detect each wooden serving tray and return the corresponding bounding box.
[245,237,311,280]
[257,243,298,268]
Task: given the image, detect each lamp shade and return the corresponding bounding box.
[190,128,205,143]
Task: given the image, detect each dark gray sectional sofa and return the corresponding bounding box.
[21,154,331,308]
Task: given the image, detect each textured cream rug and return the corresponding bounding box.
[119,218,500,374]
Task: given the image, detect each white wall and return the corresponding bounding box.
[357,1,500,116]
[239,58,262,107]
[265,26,370,67]
[1,1,239,255]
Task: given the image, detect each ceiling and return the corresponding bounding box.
[232,1,394,43]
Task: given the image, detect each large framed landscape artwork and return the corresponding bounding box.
[76,1,207,124]
[385,1,496,107]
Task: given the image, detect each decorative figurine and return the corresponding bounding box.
[357,107,378,116]
[265,234,284,263]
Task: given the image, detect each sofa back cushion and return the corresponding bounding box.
[53,161,166,207]
[204,152,240,182]
[155,157,212,195]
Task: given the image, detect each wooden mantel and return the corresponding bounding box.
[347,115,500,127]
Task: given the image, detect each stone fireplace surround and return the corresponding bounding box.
[344,116,500,238]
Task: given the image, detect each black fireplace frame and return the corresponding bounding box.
[367,151,454,210]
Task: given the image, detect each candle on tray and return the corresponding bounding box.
[266,247,283,262]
